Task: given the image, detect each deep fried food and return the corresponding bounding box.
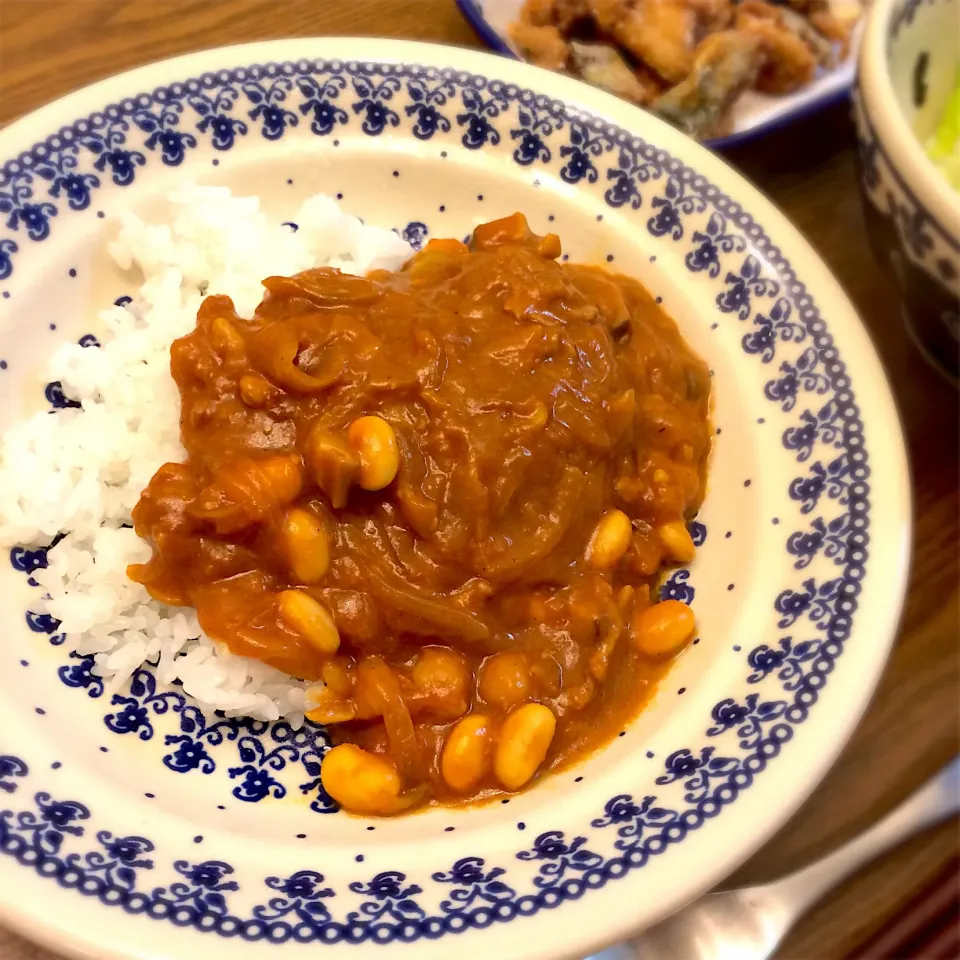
[524,0,593,28]
[651,30,763,137]
[571,40,664,103]
[735,1,823,93]
[601,0,700,85]
[687,0,734,31]
[510,21,571,70]
[508,0,861,139]
[741,18,816,93]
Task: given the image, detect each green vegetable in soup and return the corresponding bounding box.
[926,67,960,190]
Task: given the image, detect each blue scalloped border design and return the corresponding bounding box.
[1,58,870,945]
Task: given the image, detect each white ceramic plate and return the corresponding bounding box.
[456,0,861,147]
[0,37,909,960]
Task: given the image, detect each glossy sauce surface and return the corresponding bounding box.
[129,214,711,811]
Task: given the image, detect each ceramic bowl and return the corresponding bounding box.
[854,0,960,381]
[0,38,910,960]
[454,0,862,148]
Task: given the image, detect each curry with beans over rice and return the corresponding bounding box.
[128,213,711,814]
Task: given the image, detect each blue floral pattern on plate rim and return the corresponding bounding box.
[0,47,905,953]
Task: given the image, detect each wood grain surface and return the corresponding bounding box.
[0,2,957,958]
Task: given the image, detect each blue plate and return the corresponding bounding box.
[0,36,908,960]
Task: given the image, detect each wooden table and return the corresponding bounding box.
[0,2,957,958]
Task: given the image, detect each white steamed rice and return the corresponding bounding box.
[0,184,413,722]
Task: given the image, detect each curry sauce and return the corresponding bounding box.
[128,213,711,813]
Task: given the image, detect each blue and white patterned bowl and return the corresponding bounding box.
[854,0,960,381]
[0,38,911,960]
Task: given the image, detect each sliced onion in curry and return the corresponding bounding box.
[128,213,711,813]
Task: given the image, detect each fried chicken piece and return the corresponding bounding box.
[789,0,861,41]
[741,1,837,64]
[687,0,734,31]
[510,21,571,70]
[550,0,593,28]
[517,0,592,29]
[807,1,860,59]
[739,17,816,92]
[731,0,856,70]
[736,0,841,93]
[513,0,598,69]
[587,0,734,86]
[588,0,629,32]
[650,30,763,137]
[601,0,699,84]
[570,41,664,103]
[518,0,561,24]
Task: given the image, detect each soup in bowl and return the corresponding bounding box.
[854,0,960,381]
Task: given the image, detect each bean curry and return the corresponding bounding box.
[128,213,711,815]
